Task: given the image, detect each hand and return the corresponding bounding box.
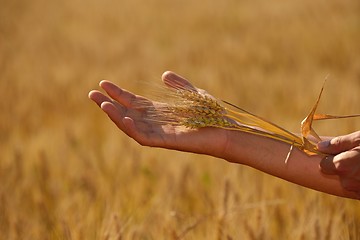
[88,71,230,157]
[88,71,360,199]
[318,131,360,194]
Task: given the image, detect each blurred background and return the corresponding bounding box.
[1,0,360,239]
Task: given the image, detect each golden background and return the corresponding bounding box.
[1,0,360,238]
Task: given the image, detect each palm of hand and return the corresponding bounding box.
[88,72,229,157]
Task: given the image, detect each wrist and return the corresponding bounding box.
[212,129,252,165]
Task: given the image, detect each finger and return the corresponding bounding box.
[100,80,148,108]
[317,131,360,154]
[88,90,112,107]
[100,101,156,146]
[319,156,338,175]
[90,89,128,115]
[122,117,154,147]
[100,101,126,130]
[162,71,197,92]
[332,147,360,174]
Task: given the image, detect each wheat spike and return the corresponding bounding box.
[141,81,359,157]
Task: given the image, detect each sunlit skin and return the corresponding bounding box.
[89,71,360,200]
[318,132,360,194]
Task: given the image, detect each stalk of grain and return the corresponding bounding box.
[141,81,360,157]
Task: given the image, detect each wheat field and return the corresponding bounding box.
[1,0,360,239]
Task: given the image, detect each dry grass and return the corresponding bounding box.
[1,0,360,239]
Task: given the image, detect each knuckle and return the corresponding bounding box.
[333,154,351,173]
[353,133,360,146]
[345,131,360,147]
[331,136,342,147]
[334,161,348,173]
[333,149,360,174]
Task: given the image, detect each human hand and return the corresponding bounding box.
[318,131,360,194]
[88,71,230,157]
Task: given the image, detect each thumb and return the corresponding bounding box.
[317,131,360,154]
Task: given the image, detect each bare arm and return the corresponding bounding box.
[88,71,359,200]
[222,130,358,199]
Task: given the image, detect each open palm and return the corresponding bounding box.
[88,71,229,157]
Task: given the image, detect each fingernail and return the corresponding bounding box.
[317,140,330,150]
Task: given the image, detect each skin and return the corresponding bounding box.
[88,71,359,200]
[318,131,360,194]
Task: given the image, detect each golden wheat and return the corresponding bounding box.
[141,81,360,157]
[142,86,316,154]
[3,0,360,238]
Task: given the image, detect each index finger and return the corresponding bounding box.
[318,131,360,154]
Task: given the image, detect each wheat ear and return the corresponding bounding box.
[141,81,359,157]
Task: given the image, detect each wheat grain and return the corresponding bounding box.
[141,82,359,157]
[142,87,317,155]
[144,87,310,152]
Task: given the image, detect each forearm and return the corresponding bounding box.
[90,75,360,199]
[216,130,358,199]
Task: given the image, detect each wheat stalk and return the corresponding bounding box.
[141,81,360,157]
